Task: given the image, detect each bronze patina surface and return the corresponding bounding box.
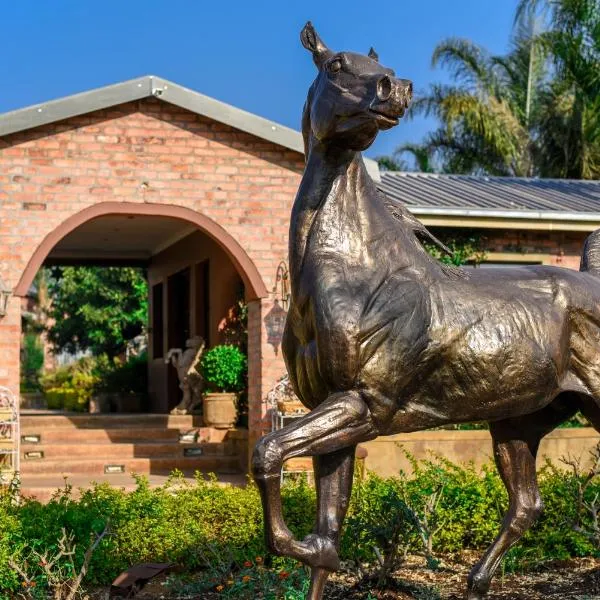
[252,22,600,599]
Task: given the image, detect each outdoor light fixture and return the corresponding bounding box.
[264,300,287,355]
[0,278,12,318]
[264,261,291,354]
[273,261,290,311]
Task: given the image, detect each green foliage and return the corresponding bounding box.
[384,0,600,179]
[94,352,148,396]
[218,299,249,351]
[38,353,148,411]
[166,552,310,599]
[6,456,600,596]
[423,228,487,266]
[200,345,247,393]
[20,333,45,392]
[40,357,99,412]
[46,266,148,359]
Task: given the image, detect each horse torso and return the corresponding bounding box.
[284,155,600,432]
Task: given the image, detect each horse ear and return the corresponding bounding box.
[368,47,379,62]
[300,21,331,68]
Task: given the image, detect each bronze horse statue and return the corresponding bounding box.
[252,22,600,599]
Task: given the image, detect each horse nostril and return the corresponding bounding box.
[377,76,392,102]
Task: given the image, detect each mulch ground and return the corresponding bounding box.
[96,554,600,599]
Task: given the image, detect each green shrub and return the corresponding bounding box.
[5,455,600,596]
[200,345,247,393]
[40,357,99,412]
[94,352,148,396]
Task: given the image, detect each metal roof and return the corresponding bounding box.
[0,74,381,182]
[379,171,600,222]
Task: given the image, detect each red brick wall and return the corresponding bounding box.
[0,97,303,440]
[483,229,587,269]
[1,95,595,452]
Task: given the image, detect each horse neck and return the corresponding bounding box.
[289,138,380,282]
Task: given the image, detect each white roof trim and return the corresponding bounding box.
[0,75,381,182]
[409,206,600,222]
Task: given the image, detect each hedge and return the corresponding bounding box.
[2,455,600,596]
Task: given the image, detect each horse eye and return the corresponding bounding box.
[328,59,342,73]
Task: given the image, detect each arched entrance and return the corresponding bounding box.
[16,202,268,300]
[16,202,268,496]
[17,201,267,414]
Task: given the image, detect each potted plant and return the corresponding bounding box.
[200,345,247,428]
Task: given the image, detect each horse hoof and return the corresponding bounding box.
[301,534,340,571]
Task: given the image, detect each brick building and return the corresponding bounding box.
[2,76,600,492]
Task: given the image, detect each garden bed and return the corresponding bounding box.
[6,452,600,599]
[92,554,600,599]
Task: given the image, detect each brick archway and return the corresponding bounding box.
[15,201,269,300]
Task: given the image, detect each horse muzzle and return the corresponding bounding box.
[369,76,413,128]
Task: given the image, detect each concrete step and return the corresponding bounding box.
[21,427,180,443]
[21,454,242,476]
[19,427,235,444]
[20,472,247,503]
[21,441,230,460]
[20,412,204,430]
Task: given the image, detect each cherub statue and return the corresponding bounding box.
[165,336,205,415]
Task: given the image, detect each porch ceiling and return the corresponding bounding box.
[46,215,196,264]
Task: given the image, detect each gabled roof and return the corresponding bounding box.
[0,75,381,180]
[379,171,600,222]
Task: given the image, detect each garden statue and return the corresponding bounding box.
[166,336,205,415]
[252,22,600,600]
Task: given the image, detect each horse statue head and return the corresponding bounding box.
[300,21,413,152]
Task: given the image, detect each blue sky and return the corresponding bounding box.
[1,0,519,159]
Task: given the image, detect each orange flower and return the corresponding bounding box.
[242,575,251,583]
[216,585,224,592]
[30,582,36,588]
[278,571,290,580]
[255,556,263,564]
[243,560,253,568]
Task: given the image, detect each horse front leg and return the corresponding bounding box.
[252,391,378,572]
[307,446,356,599]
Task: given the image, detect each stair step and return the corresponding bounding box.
[21,455,242,476]
[20,412,204,429]
[21,441,232,459]
[19,427,235,444]
[21,428,179,443]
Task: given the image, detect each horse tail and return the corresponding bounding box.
[580,229,600,276]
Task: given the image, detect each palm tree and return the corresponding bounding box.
[376,143,436,173]
[405,28,542,176]
[384,0,600,179]
[518,0,600,179]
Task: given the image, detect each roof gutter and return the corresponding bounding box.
[408,206,600,222]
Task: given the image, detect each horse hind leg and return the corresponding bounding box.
[467,396,576,599]
[307,447,356,600]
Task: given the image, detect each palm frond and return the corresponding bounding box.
[431,38,498,92]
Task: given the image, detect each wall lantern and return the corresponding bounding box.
[0,278,11,317]
[273,261,290,311]
[264,261,291,354]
